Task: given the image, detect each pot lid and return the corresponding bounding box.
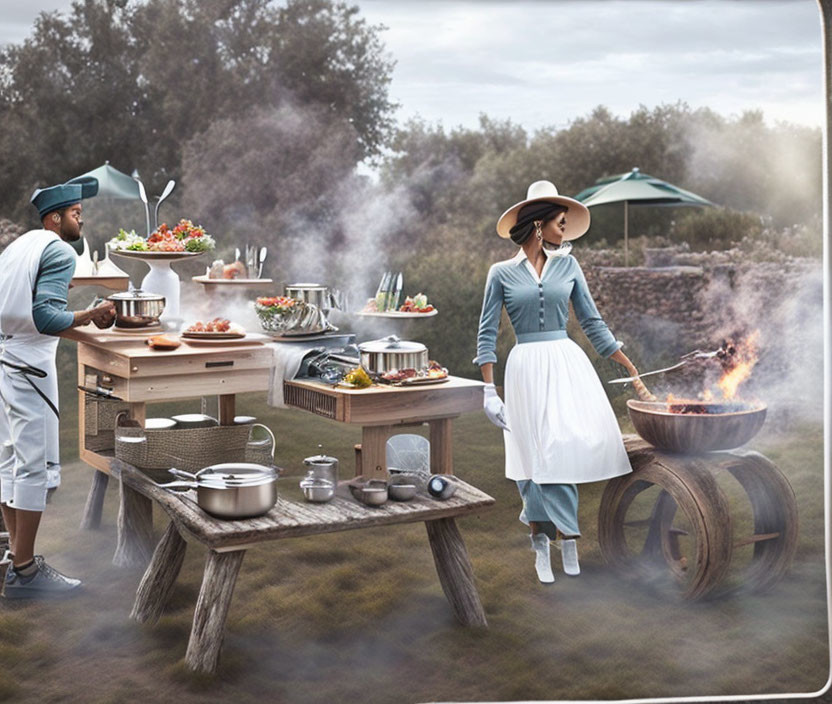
[108,288,164,301]
[359,335,427,354]
[197,463,277,486]
[303,454,339,466]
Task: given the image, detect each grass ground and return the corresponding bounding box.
[0,384,828,703]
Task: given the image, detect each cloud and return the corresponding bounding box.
[1,0,822,130]
[358,0,822,129]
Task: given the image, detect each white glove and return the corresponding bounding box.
[483,383,510,431]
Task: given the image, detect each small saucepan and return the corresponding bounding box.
[161,462,280,519]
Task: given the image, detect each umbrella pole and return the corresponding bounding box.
[624,201,629,267]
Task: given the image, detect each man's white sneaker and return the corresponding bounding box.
[530,533,555,584]
[3,556,81,599]
[557,538,581,576]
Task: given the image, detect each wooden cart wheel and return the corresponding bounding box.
[599,453,734,600]
[714,450,799,593]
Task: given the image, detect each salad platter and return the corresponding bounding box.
[108,220,215,254]
[112,250,204,261]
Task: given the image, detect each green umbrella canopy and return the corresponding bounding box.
[575,167,715,208]
[70,162,142,200]
[575,168,716,266]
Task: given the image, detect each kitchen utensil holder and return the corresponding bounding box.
[84,393,131,452]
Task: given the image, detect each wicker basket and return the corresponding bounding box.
[115,424,253,479]
[84,394,131,452]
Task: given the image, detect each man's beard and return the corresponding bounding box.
[61,222,82,241]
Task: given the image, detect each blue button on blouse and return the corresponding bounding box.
[474,251,622,365]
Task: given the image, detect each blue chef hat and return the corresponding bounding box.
[30,176,99,218]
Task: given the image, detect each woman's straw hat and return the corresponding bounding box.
[496,180,590,240]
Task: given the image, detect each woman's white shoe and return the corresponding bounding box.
[558,538,581,576]
[530,533,555,583]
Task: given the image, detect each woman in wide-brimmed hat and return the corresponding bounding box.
[474,180,654,584]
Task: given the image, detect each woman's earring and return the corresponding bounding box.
[535,223,543,241]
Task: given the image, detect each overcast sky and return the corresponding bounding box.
[0,0,823,131]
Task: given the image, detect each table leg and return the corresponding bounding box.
[218,394,236,426]
[80,470,110,530]
[131,521,188,624]
[113,479,155,569]
[185,549,246,674]
[361,425,393,478]
[425,517,487,627]
[428,418,454,475]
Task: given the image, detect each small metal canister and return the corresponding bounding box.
[303,451,339,486]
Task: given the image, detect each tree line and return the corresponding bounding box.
[0,0,821,252]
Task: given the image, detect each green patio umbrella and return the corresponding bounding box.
[71,161,143,200]
[575,167,716,266]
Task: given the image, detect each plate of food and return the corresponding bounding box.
[358,293,437,317]
[107,220,215,256]
[181,318,246,340]
[381,361,449,385]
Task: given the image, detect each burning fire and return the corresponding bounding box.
[664,331,761,411]
[716,330,760,400]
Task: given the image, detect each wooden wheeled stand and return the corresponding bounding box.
[599,435,799,599]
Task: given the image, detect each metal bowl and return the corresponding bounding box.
[627,400,767,453]
[108,289,165,328]
[300,477,335,503]
[360,487,388,506]
[388,483,417,501]
[348,477,389,506]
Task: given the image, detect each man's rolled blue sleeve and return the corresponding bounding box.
[570,260,622,358]
[473,267,503,365]
[32,241,76,335]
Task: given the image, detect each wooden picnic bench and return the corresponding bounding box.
[114,459,495,674]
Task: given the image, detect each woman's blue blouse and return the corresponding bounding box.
[474,251,622,366]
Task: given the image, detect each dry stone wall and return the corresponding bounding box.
[579,248,822,423]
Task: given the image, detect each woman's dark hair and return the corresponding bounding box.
[509,201,568,245]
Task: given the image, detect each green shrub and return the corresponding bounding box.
[670,207,763,251]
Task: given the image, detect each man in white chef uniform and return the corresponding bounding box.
[0,178,115,598]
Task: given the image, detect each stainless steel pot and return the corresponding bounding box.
[303,452,339,485]
[285,283,333,311]
[359,335,429,373]
[164,462,278,519]
[107,289,166,328]
[284,283,346,312]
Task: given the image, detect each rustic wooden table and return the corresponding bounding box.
[114,458,494,673]
[62,326,491,635]
[598,435,799,599]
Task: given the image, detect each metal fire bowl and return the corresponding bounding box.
[626,400,767,453]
